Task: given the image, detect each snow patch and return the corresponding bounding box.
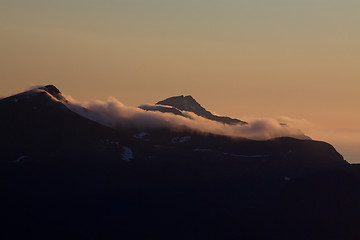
[101,139,119,145]
[12,155,26,163]
[12,89,41,100]
[134,132,149,139]
[101,139,110,145]
[172,136,191,143]
[121,147,134,162]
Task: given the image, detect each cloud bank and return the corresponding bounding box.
[65,96,308,140]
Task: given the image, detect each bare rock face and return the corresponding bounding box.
[40,85,68,102]
[156,95,247,125]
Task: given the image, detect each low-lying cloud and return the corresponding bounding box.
[66,96,308,140]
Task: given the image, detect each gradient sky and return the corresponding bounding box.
[1,0,359,162]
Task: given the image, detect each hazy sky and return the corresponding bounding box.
[1,0,359,162]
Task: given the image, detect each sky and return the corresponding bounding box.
[1,0,359,162]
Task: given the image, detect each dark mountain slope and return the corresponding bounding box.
[0,85,359,240]
[0,85,125,161]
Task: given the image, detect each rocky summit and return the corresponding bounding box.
[156,95,248,125]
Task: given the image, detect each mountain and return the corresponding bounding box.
[153,95,247,125]
[1,85,360,240]
[139,104,186,117]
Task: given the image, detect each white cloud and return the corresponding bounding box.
[66,96,308,140]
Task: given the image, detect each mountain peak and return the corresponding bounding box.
[37,84,67,102]
[1,84,68,105]
[156,95,247,125]
[184,95,195,99]
[41,85,61,95]
[156,95,203,112]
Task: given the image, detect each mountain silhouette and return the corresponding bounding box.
[155,95,247,125]
[1,85,360,240]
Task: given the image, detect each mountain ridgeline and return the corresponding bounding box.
[1,85,359,240]
[155,95,247,125]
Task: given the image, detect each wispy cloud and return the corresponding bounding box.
[66,96,308,140]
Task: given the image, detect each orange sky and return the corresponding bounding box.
[1,1,359,162]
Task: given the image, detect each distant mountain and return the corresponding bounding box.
[153,95,247,125]
[0,85,337,168]
[1,85,360,240]
[139,104,186,117]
